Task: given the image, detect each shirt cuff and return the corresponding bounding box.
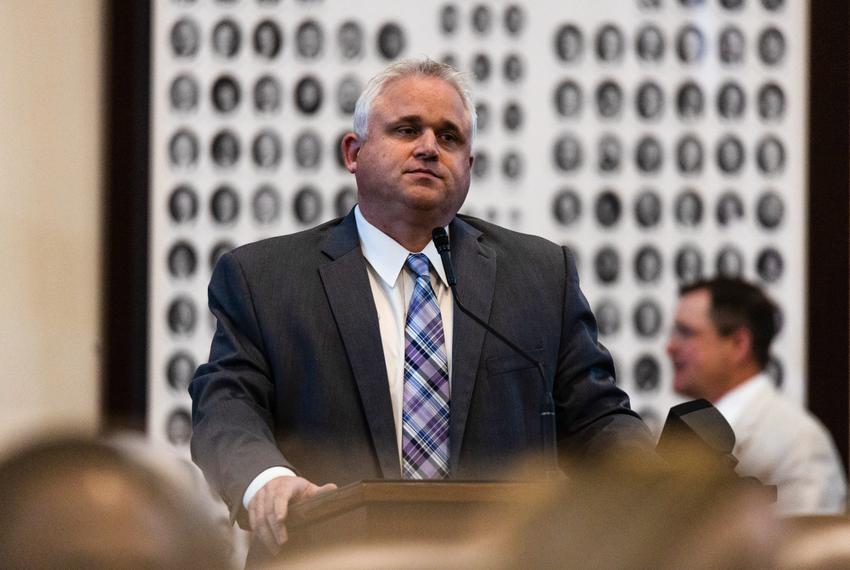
[242,466,296,509]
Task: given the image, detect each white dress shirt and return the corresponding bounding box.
[242,206,454,508]
[715,372,847,515]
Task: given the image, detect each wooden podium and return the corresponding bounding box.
[282,480,549,554]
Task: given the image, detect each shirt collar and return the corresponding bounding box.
[354,205,449,288]
[714,372,773,428]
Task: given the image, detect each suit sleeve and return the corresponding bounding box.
[189,251,294,527]
[554,246,656,462]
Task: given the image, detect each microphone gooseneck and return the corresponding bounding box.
[431,227,560,479]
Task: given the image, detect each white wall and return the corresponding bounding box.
[0,0,104,452]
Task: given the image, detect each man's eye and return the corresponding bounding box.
[396,126,417,135]
[440,132,458,142]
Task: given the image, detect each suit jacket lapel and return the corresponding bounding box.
[318,212,400,478]
[447,217,496,473]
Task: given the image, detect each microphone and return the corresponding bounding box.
[432,227,560,479]
[656,399,737,470]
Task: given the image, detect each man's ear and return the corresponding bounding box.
[341,133,362,174]
[729,327,754,365]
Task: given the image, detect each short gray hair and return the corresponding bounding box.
[352,58,477,145]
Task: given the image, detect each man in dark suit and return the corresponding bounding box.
[190,58,652,554]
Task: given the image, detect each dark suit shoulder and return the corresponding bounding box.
[225,216,346,270]
[457,214,567,265]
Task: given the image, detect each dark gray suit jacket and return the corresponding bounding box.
[190,211,652,524]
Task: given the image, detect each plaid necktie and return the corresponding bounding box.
[401,253,450,479]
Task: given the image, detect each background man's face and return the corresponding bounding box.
[666,289,735,400]
[345,75,473,229]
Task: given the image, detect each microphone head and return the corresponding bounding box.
[656,399,736,458]
[432,227,451,253]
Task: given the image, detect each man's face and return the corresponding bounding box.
[343,75,473,229]
[666,289,735,400]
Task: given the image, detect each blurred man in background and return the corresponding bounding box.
[667,277,847,515]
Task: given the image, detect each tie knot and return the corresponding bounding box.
[406,253,430,279]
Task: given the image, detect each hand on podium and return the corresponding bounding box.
[248,476,337,554]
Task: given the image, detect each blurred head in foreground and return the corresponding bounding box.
[0,436,230,569]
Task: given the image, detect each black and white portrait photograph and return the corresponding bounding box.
[634,190,662,228]
[717,81,746,119]
[633,354,661,391]
[756,135,786,175]
[674,190,704,227]
[439,4,459,35]
[334,185,358,218]
[676,25,705,64]
[633,300,663,338]
[554,80,582,118]
[718,25,745,65]
[470,4,493,35]
[208,240,235,271]
[594,298,621,336]
[166,351,196,392]
[597,134,622,173]
[716,191,745,226]
[762,0,786,11]
[168,184,198,224]
[552,188,582,226]
[376,22,406,60]
[336,20,364,60]
[211,18,241,59]
[167,296,197,336]
[676,134,704,175]
[596,80,623,119]
[766,356,784,388]
[635,135,663,173]
[634,245,663,283]
[503,101,524,132]
[756,191,785,230]
[252,130,282,170]
[165,408,192,446]
[676,81,704,119]
[210,129,240,168]
[756,247,784,283]
[674,245,704,283]
[211,75,241,114]
[210,184,240,225]
[554,23,584,63]
[169,74,199,113]
[595,24,625,63]
[720,0,744,9]
[594,246,621,284]
[295,19,324,60]
[254,74,282,114]
[170,18,200,58]
[294,75,324,115]
[167,240,197,279]
[502,53,524,83]
[475,101,490,133]
[292,185,324,225]
[716,245,745,277]
[758,26,786,66]
[636,81,664,120]
[501,151,524,181]
[336,75,362,115]
[503,4,525,36]
[635,24,665,63]
[594,189,622,227]
[473,149,490,178]
[251,184,282,225]
[553,134,583,172]
[758,82,786,121]
[716,134,746,174]
[168,129,199,169]
[294,129,322,170]
[253,19,283,59]
[471,53,492,82]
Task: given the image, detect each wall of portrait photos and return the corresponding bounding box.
[149,0,806,448]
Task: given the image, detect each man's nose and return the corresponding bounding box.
[413,130,439,160]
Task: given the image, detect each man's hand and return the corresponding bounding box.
[248,476,337,554]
